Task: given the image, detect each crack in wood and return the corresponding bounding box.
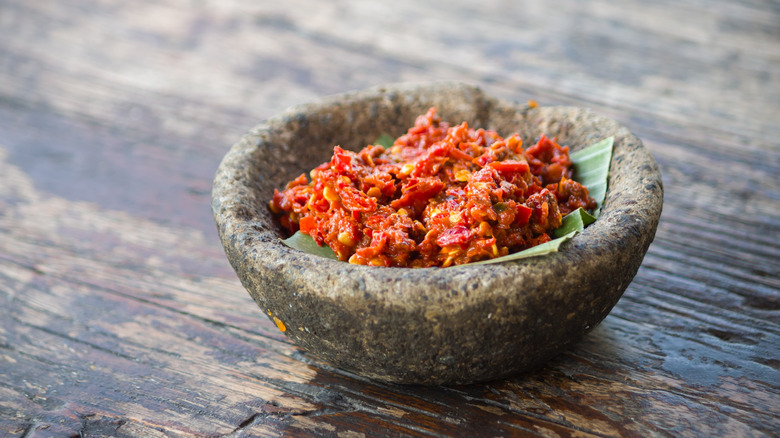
[0,255,46,277]
[28,265,297,350]
[9,315,139,363]
[229,405,354,435]
[18,421,34,438]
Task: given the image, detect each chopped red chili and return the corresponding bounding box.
[270,108,596,268]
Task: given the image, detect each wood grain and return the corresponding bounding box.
[0,0,778,436]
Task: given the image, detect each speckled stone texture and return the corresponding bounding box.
[211,82,663,385]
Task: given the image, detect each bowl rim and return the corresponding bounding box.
[212,82,662,309]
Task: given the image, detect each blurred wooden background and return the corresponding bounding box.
[1,0,778,436]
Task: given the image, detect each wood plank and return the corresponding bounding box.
[2,0,777,153]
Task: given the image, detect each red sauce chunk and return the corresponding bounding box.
[270,108,596,268]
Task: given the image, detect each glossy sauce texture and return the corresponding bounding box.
[271,108,595,267]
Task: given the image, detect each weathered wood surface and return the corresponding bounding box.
[0,0,778,436]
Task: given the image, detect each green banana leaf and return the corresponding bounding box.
[374,133,395,148]
[570,136,613,217]
[282,228,339,260]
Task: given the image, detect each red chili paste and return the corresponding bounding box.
[270,108,596,268]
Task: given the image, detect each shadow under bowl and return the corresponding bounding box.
[211,82,663,385]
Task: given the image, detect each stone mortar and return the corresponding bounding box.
[211,82,663,385]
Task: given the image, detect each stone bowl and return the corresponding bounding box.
[211,82,663,385]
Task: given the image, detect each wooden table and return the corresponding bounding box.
[1,1,777,436]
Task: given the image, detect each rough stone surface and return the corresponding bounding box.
[211,82,664,385]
